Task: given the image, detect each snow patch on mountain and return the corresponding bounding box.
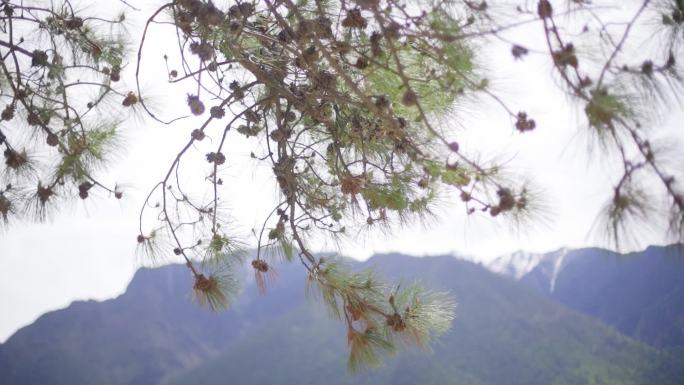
[548,248,568,293]
[487,250,548,280]
[487,248,569,293]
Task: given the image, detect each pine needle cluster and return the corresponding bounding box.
[0,0,130,225]
[305,257,454,371]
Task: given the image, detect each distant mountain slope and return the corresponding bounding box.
[166,255,684,385]
[2,254,683,385]
[488,248,568,281]
[0,263,307,385]
[488,245,684,351]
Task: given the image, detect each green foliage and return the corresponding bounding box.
[280,238,296,262]
[193,271,240,310]
[206,234,244,260]
[304,257,454,370]
[584,88,630,130]
[347,327,396,372]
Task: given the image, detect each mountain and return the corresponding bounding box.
[2,253,683,385]
[488,248,569,284]
[0,262,308,385]
[488,244,684,352]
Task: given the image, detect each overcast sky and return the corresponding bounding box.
[1,1,681,342]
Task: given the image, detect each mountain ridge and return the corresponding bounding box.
[487,244,684,352]
[2,251,684,385]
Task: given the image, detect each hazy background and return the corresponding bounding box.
[1,0,681,342]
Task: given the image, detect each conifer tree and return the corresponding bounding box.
[1,0,683,370]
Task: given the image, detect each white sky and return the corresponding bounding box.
[1,0,681,342]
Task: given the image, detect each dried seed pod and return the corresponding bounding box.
[78,182,93,193]
[190,41,213,61]
[193,273,214,292]
[37,184,54,203]
[213,152,226,165]
[251,259,269,272]
[269,129,290,142]
[641,60,654,76]
[64,17,83,30]
[497,188,515,211]
[210,106,225,119]
[385,22,401,40]
[206,152,216,163]
[342,8,367,29]
[0,194,11,218]
[370,31,383,57]
[191,129,206,141]
[515,112,536,132]
[284,111,297,122]
[314,70,336,91]
[31,50,49,67]
[78,182,93,199]
[4,149,27,169]
[229,81,245,100]
[537,0,552,18]
[355,56,369,69]
[27,112,43,126]
[1,105,14,121]
[553,44,578,68]
[46,133,59,147]
[511,44,528,60]
[200,4,224,26]
[187,95,205,116]
[110,65,121,82]
[122,92,138,107]
[375,95,390,110]
[402,90,418,106]
[244,109,260,123]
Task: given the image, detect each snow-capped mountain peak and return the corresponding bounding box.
[487,250,544,279]
[486,248,569,292]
